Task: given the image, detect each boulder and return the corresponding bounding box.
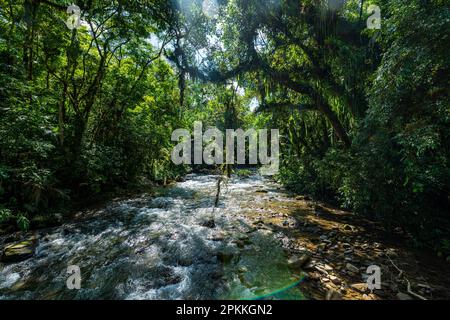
[1,236,37,263]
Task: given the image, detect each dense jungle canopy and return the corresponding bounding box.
[0,0,449,256]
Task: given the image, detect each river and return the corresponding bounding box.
[0,173,306,300]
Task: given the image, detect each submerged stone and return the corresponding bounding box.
[200,218,215,228]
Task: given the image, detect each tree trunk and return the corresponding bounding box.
[316,102,351,148]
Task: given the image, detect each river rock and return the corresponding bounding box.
[329,275,341,285]
[346,263,359,273]
[1,236,38,263]
[351,283,368,293]
[287,253,311,270]
[200,218,215,228]
[362,293,376,300]
[315,265,329,275]
[303,260,316,270]
[323,264,333,272]
[342,224,353,231]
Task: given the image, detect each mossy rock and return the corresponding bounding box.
[1,237,37,263]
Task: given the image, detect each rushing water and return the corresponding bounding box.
[0,173,306,300]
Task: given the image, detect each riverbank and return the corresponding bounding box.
[0,175,183,237]
[240,189,450,300]
[1,173,449,300]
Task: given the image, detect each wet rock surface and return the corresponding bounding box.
[240,186,450,300]
[1,236,38,263]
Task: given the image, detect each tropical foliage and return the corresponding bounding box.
[0,0,449,255]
